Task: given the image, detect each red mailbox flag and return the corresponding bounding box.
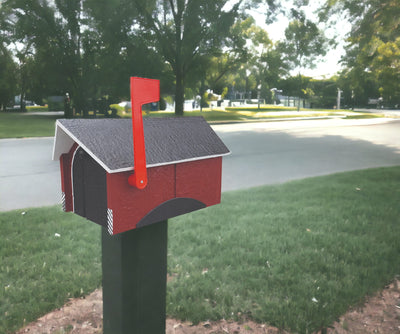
[128,77,160,189]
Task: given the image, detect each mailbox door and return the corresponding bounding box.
[72,147,108,227]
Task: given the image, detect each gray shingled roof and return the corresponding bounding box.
[52,117,230,173]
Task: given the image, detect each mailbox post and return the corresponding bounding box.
[52,77,230,333]
[102,221,168,333]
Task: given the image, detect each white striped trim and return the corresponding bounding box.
[107,208,113,235]
[106,152,231,174]
[61,192,66,211]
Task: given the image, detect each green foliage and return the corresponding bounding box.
[278,8,328,110]
[3,0,399,113]
[109,104,127,114]
[1,0,285,116]
[309,78,338,108]
[328,0,400,106]
[202,16,288,105]
[83,0,169,99]
[278,75,335,107]
[47,99,64,112]
[2,0,83,107]
[131,0,246,115]
[0,47,17,110]
[279,9,328,72]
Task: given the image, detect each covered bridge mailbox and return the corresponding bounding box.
[52,116,229,235]
[52,79,229,235]
[52,77,230,333]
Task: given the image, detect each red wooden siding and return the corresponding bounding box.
[107,165,176,234]
[176,157,222,207]
[106,157,222,234]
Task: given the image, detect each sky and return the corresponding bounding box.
[250,1,352,79]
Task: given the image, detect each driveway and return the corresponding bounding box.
[1,118,399,211]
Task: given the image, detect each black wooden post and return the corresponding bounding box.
[102,220,168,334]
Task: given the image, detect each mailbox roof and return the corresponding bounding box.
[53,117,230,173]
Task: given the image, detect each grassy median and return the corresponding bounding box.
[1,167,399,333]
[0,109,384,139]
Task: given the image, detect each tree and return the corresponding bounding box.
[131,0,248,115]
[0,4,18,110]
[1,0,285,115]
[278,8,328,110]
[2,0,86,113]
[190,16,279,108]
[325,0,400,106]
[184,16,287,109]
[308,77,338,108]
[0,46,17,110]
[244,19,289,102]
[83,0,171,100]
[191,16,255,106]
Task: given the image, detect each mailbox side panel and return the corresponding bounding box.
[176,157,222,206]
[106,165,175,235]
[72,147,108,227]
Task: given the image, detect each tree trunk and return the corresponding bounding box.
[199,78,205,113]
[20,91,26,112]
[175,67,184,116]
[20,64,27,112]
[173,6,185,117]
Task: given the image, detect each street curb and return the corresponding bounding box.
[208,115,346,125]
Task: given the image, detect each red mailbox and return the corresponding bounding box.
[52,79,230,235]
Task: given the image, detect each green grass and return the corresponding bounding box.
[225,106,349,113]
[130,109,344,122]
[166,167,400,332]
[0,109,385,139]
[345,114,384,120]
[226,105,299,112]
[0,207,101,333]
[1,167,400,333]
[143,109,245,122]
[0,112,59,138]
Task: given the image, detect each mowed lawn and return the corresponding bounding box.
[0,167,399,333]
[0,112,60,139]
[0,109,383,139]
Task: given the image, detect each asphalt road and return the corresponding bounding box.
[218,118,400,191]
[1,118,399,211]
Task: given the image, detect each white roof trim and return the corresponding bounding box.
[52,123,75,160]
[53,120,114,173]
[107,151,231,174]
[53,120,231,174]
